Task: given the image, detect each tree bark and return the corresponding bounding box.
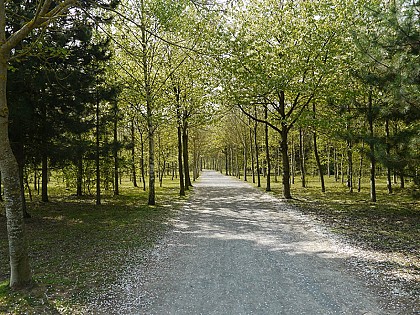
[176,89,185,196]
[254,108,261,187]
[0,46,31,288]
[113,102,119,196]
[95,91,101,205]
[131,119,138,187]
[299,127,306,187]
[140,131,146,191]
[182,120,192,189]
[385,119,392,194]
[368,89,376,202]
[264,105,271,191]
[249,119,255,184]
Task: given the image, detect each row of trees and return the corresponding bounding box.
[1,0,418,289]
[206,0,419,202]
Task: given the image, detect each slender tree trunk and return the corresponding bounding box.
[327,142,331,178]
[0,46,31,288]
[290,137,295,184]
[0,170,3,202]
[278,91,292,199]
[95,90,101,205]
[312,101,325,193]
[385,119,392,194]
[140,132,146,191]
[368,90,376,202]
[281,127,292,199]
[264,105,271,191]
[41,153,48,202]
[131,119,138,187]
[113,102,119,196]
[249,118,255,183]
[254,109,261,187]
[347,141,353,192]
[243,142,247,182]
[357,142,364,192]
[299,127,306,187]
[176,90,185,196]
[182,120,192,189]
[77,155,83,196]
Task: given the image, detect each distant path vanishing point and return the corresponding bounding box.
[92,170,399,314]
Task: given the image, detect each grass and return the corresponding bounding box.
[258,175,419,257]
[0,177,185,314]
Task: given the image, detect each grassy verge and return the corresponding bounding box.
[253,175,419,257]
[0,178,185,314]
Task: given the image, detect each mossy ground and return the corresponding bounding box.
[0,177,185,314]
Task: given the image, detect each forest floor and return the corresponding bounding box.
[0,172,418,314]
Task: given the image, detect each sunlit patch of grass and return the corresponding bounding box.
[263,175,419,256]
[0,176,186,314]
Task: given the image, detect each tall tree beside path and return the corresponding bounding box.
[0,0,78,289]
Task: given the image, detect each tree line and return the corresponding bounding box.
[0,0,418,289]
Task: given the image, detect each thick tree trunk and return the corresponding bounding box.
[264,105,271,192]
[0,51,31,288]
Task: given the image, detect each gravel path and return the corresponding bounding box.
[89,170,406,314]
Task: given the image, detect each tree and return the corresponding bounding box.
[1,0,78,289]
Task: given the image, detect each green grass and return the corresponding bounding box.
[260,175,419,257]
[0,177,186,314]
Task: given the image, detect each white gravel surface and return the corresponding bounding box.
[87,170,417,314]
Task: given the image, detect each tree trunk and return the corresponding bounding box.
[281,126,292,199]
[264,105,271,191]
[95,92,101,205]
[41,152,48,202]
[254,109,261,187]
[347,141,353,193]
[0,50,32,288]
[385,119,392,194]
[140,131,146,191]
[131,119,138,187]
[113,103,119,196]
[299,127,306,187]
[243,142,247,182]
[290,137,295,184]
[249,120,255,184]
[313,128,325,193]
[182,120,192,189]
[368,90,376,202]
[0,171,3,202]
[358,142,364,192]
[76,155,83,196]
[176,92,185,196]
